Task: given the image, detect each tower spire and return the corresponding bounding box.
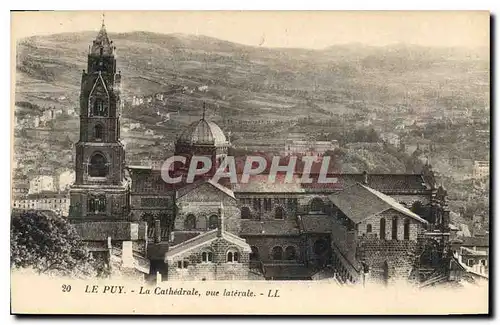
[202,102,206,120]
[101,12,105,28]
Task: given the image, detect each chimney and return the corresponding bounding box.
[217,201,224,237]
[362,171,368,185]
[154,219,161,244]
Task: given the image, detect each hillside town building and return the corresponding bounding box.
[283,139,339,158]
[473,160,489,180]
[68,23,458,285]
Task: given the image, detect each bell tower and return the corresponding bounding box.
[69,21,129,222]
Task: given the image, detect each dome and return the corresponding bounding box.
[177,119,228,147]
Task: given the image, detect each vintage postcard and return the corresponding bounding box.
[10,10,490,315]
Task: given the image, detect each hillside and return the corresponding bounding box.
[14,31,489,174]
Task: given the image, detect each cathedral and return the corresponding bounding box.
[70,24,451,284]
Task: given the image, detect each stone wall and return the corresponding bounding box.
[242,236,303,263]
[176,183,240,233]
[167,237,250,281]
[357,209,423,241]
[357,238,421,285]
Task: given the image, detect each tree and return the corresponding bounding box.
[10,210,106,278]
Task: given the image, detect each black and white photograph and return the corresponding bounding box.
[9,10,490,315]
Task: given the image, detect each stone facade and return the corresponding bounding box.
[176,182,240,233]
[166,233,251,281]
[244,235,303,263]
[356,210,425,284]
[357,209,422,241]
[358,239,420,285]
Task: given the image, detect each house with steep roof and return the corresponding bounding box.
[164,203,253,281]
[328,183,429,284]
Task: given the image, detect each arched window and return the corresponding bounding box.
[285,246,297,260]
[380,218,386,240]
[366,224,372,233]
[250,246,259,261]
[94,124,104,141]
[403,218,410,240]
[208,215,219,230]
[88,153,108,177]
[314,239,328,256]
[93,98,107,117]
[201,250,213,263]
[240,207,251,219]
[87,195,106,214]
[227,249,239,263]
[310,197,324,213]
[177,260,189,269]
[184,214,196,230]
[274,206,285,220]
[392,217,398,240]
[272,246,283,260]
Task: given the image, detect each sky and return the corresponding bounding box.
[11,11,489,49]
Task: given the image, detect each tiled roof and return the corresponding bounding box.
[460,236,489,247]
[240,219,301,236]
[165,229,251,261]
[176,179,236,200]
[170,231,202,246]
[299,215,334,233]
[11,209,58,219]
[461,247,487,257]
[340,174,428,192]
[262,264,312,279]
[233,173,428,193]
[233,174,306,193]
[328,183,428,224]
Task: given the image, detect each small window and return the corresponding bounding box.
[380,218,386,240]
[250,246,259,261]
[467,259,475,267]
[366,224,372,233]
[184,214,196,230]
[240,207,251,219]
[94,124,104,140]
[310,197,324,213]
[285,246,297,260]
[264,198,272,211]
[183,260,189,268]
[392,217,398,240]
[88,153,108,177]
[227,249,239,263]
[403,218,410,240]
[272,246,283,260]
[93,98,107,117]
[274,206,285,220]
[208,215,219,230]
[202,251,213,263]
